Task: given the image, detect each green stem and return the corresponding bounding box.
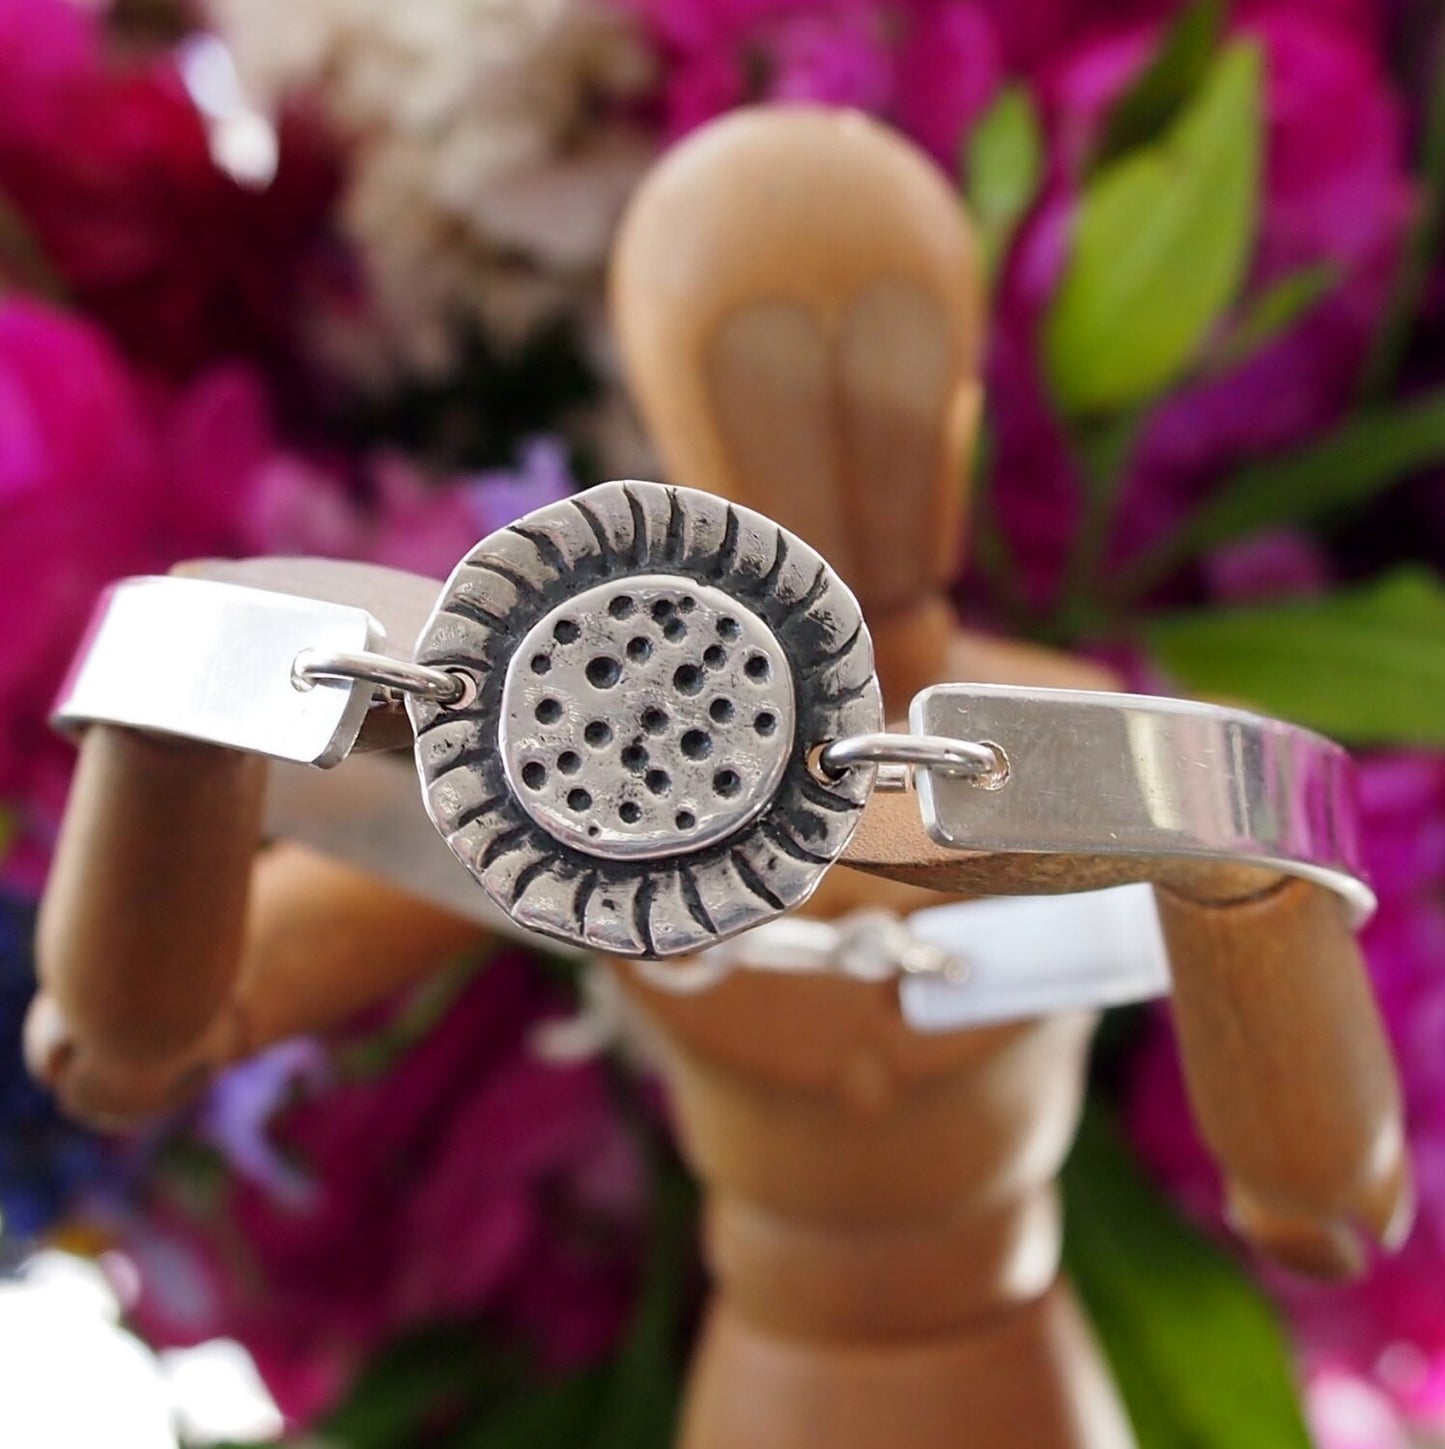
[587,1150,695,1449]
[969,421,1033,630]
[1357,18,1445,402]
[1112,386,1445,603]
[0,188,67,303]
[1056,409,1145,636]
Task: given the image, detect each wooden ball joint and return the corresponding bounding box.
[28,107,1410,1449]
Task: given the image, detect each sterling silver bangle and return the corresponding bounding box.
[53,480,1375,968]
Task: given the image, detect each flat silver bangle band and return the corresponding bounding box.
[52,480,1375,971]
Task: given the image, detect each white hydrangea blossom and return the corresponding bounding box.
[206,0,659,380]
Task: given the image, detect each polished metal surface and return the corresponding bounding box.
[295,647,467,705]
[53,575,382,767]
[407,480,882,958]
[900,883,1170,1030]
[913,683,1375,922]
[499,576,796,859]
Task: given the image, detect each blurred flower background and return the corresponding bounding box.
[2,0,1444,1445]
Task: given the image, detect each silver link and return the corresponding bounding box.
[294,648,467,706]
[817,732,1009,788]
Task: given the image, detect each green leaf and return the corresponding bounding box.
[1063,1103,1310,1449]
[319,1326,516,1449]
[335,953,487,1080]
[1046,41,1263,417]
[1205,263,1340,375]
[449,1371,605,1449]
[587,1162,695,1449]
[965,85,1045,281]
[1119,389,1445,596]
[0,186,66,302]
[445,1160,695,1449]
[1093,0,1225,171]
[1146,568,1445,745]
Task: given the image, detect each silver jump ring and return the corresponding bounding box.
[818,732,1009,788]
[293,648,467,706]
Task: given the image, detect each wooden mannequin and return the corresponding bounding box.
[28,108,1408,1448]
[611,106,1406,1442]
[608,107,1135,1448]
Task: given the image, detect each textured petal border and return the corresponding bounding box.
[407,480,882,958]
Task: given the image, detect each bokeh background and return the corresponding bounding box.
[2,1,1445,1446]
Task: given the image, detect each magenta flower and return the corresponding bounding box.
[1199,528,1332,603]
[0,301,315,884]
[894,3,1003,163]
[0,293,578,886]
[626,0,1005,163]
[0,0,341,384]
[123,954,648,1425]
[0,300,175,886]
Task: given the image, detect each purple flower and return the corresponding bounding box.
[0,890,109,1242]
[124,955,649,1425]
[243,436,579,580]
[1200,528,1332,603]
[197,1042,332,1208]
[466,436,578,539]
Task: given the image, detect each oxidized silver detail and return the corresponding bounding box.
[499,577,795,859]
[407,480,883,958]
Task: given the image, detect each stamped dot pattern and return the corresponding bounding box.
[499,576,796,860]
[409,480,883,959]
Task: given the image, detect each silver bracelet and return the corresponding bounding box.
[54,479,1374,975]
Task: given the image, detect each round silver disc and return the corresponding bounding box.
[499,578,795,859]
[407,480,882,960]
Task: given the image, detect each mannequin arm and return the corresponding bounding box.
[29,726,488,1127]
